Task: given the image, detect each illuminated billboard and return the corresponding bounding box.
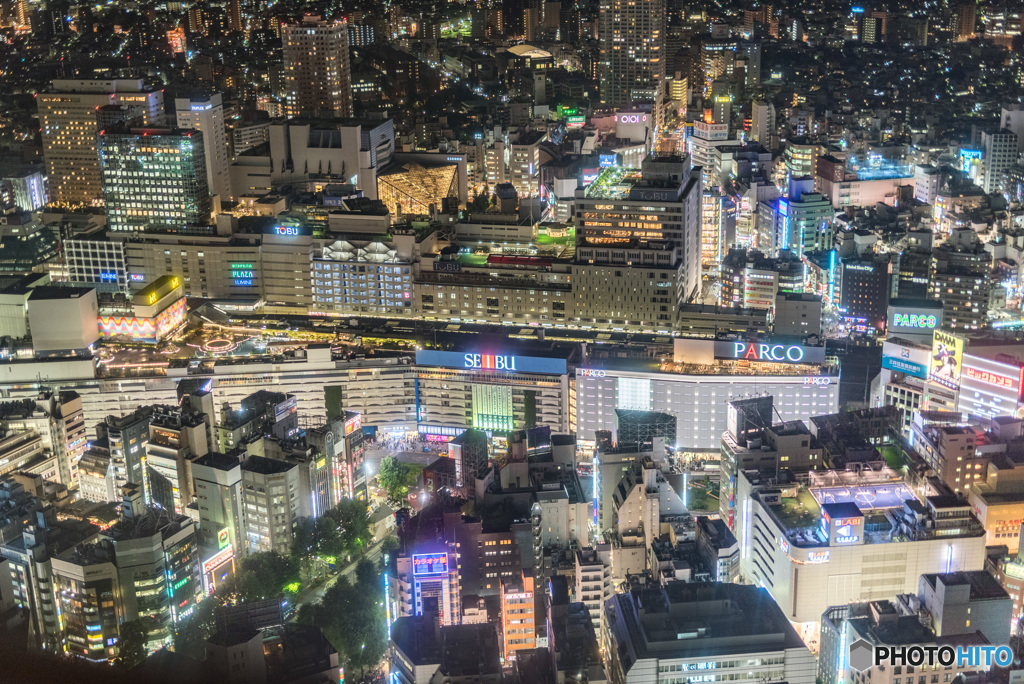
[930,330,965,390]
[98,298,187,342]
[415,350,567,375]
[713,341,826,365]
[412,552,449,575]
[887,300,942,338]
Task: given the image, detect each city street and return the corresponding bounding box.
[289,539,387,618]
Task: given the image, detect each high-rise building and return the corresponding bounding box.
[38,79,163,206]
[751,100,776,148]
[97,407,154,496]
[174,93,233,202]
[573,157,702,328]
[52,497,202,655]
[982,128,1018,193]
[282,15,353,119]
[145,405,210,515]
[500,571,536,658]
[1001,103,1024,155]
[598,0,665,107]
[603,583,816,684]
[929,229,992,331]
[757,178,833,257]
[190,452,243,595]
[98,126,212,234]
[241,455,303,554]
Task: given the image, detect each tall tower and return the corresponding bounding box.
[598,0,666,108]
[38,79,163,206]
[282,15,353,119]
[175,93,233,202]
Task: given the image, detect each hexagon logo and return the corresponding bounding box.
[849,639,875,672]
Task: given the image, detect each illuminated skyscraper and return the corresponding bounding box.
[598,0,665,107]
[38,79,163,206]
[282,15,353,119]
[174,93,233,202]
[98,126,212,234]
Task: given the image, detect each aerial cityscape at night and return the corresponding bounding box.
[5,0,1024,682]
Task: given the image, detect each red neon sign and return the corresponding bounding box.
[964,367,1015,389]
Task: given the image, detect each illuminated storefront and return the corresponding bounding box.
[201,545,236,596]
[377,162,459,217]
[97,274,187,342]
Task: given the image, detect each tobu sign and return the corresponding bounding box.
[714,341,826,365]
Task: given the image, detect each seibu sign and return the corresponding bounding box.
[714,341,826,365]
[464,353,517,370]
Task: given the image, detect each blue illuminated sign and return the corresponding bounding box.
[233,279,254,286]
[263,224,311,237]
[100,271,118,282]
[599,154,616,167]
[130,273,146,282]
[882,356,928,379]
[415,350,567,375]
[412,552,449,575]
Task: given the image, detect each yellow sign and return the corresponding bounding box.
[170,276,180,288]
[148,293,157,304]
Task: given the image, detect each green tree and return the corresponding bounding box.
[173,595,218,660]
[313,572,387,678]
[115,619,149,668]
[378,456,410,503]
[235,551,300,601]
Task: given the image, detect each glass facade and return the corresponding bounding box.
[98,129,212,234]
[377,162,459,217]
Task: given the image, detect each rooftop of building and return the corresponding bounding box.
[605,583,806,665]
[26,285,94,301]
[105,506,193,543]
[193,452,241,472]
[241,455,297,476]
[746,467,981,547]
[921,571,1009,601]
[391,616,502,677]
[206,627,261,647]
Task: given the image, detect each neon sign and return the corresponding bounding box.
[412,552,449,575]
[892,313,938,329]
[804,377,831,386]
[964,367,1015,389]
[415,350,567,375]
[275,226,301,236]
[202,545,233,574]
[806,551,830,563]
[713,341,826,364]
[218,528,229,549]
[617,114,647,123]
[130,273,145,282]
[191,103,213,111]
[464,353,517,370]
[579,368,606,377]
[732,342,804,362]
